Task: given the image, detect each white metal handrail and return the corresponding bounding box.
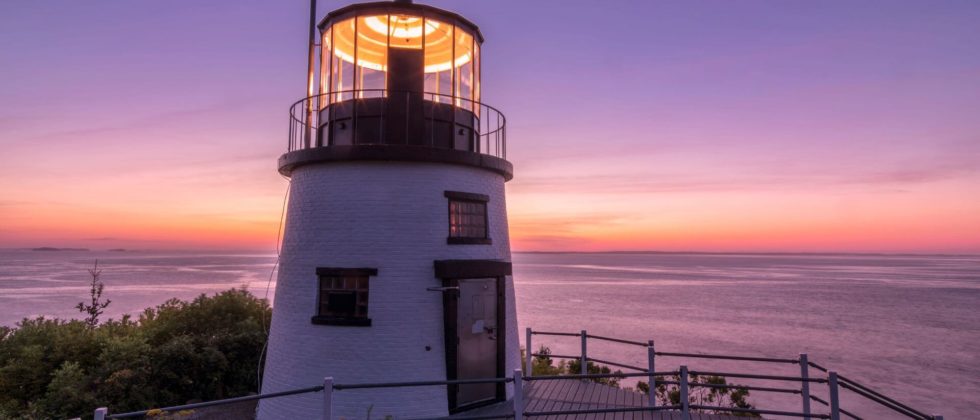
[93,328,943,420]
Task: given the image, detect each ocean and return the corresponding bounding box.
[0,249,977,418]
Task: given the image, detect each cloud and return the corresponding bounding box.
[13,101,235,145]
[509,213,631,238]
[0,199,56,208]
[513,174,751,194]
[849,163,978,186]
[512,233,604,252]
[512,152,980,196]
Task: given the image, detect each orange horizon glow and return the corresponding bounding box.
[3,174,978,254]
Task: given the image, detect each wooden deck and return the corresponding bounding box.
[452,379,749,420]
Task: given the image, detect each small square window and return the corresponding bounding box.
[445,191,491,245]
[312,268,376,326]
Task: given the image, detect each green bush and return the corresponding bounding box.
[520,345,624,387]
[522,346,757,417]
[637,373,758,417]
[0,288,271,420]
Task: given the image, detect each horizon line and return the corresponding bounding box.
[3,247,978,258]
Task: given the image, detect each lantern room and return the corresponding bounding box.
[319,5,481,106]
[282,0,507,179]
[286,1,497,153]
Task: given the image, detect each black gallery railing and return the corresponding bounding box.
[287,89,507,160]
[93,328,943,420]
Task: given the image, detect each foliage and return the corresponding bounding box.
[0,288,271,420]
[521,346,756,416]
[520,345,623,387]
[636,373,758,417]
[76,260,111,328]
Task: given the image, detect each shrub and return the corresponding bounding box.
[637,373,758,417]
[522,346,756,416]
[520,345,623,387]
[0,288,270,420]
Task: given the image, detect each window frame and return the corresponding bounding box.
[311,267,377,327]
[445,191,491,245]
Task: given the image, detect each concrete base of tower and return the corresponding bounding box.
[257,161,519,419]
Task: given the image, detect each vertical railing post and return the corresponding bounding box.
[513,369,524,420]
[525,327,533,378]
[323,377,334,420]
[800,353,811,419]
[580,330,588,376]
[94,407,107,420]
[647,340,656,408]
[679,365,691,420]
[828,371,840,420]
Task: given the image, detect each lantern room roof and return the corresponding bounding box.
[318,1,484,43]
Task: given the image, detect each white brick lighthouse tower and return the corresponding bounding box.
[258,1,518,418]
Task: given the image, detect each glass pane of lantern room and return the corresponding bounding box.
[455,29,474,106]
[332,18,356,102]
[424,18,453,103]
[320,27,331,108]
[330,27,341,104]
[473,42,480,111]
[356,15,388,99]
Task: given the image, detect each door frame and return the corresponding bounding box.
[433,260,512,413]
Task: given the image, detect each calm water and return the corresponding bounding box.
[0,250,977,418]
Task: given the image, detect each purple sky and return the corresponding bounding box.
[1,1,979,252]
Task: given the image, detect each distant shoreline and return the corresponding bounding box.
[513,250,980,258]
[2,248,976,258]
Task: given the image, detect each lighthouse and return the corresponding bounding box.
[258,1,518,418]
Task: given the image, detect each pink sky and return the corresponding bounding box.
[1,1,978,253]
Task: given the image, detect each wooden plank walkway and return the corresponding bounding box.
[451,380,750,420]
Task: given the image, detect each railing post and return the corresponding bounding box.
[828,371,840,420]
[679,365,690,420]
[94,407,107,420]
[323,377,334,420]
[513,369,524,420]
[525,327,533,378]
[933,415,943,420]
[580,330,588,376]
[647,340,656,408]
[800,353,811,419]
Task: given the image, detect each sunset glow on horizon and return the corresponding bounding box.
[2,1,979,254]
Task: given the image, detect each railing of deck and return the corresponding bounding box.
[526,328,942,420]
[92,328,942,420]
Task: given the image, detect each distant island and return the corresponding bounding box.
[30,247,90,251]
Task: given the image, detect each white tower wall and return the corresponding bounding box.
[258,161,519,419]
